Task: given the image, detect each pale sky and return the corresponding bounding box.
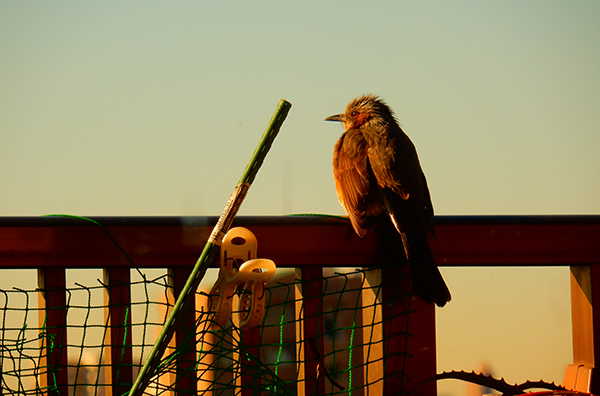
[1,2,599,395]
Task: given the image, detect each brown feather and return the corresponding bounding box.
[327,95,451,307]
[332,129,373,238]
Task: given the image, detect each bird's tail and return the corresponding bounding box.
[404,230,451,307]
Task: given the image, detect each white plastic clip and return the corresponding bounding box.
[209,227,275,330]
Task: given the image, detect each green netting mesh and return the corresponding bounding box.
[0,267,412,395]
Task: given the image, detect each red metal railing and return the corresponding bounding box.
[1,215,599,395]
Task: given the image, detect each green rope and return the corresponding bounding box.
[275,313,285,373]
[116,305,130,387]
[348,318,356,393]
[282,213,348,219]
[42,214,142,278]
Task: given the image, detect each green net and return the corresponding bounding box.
[0,266,413,395]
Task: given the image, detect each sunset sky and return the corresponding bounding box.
[2,2,599,394]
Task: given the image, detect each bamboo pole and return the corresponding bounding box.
[129,99,291,396]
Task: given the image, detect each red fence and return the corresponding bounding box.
[1,215,599,395]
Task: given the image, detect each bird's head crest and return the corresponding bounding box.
[325,94,396,131]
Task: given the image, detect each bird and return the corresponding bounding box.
[325,95,451,307]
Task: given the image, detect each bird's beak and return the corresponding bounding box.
[325,114,346,122]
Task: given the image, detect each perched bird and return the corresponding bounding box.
[325,95,451,307]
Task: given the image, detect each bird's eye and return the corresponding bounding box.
[351,111,358,117]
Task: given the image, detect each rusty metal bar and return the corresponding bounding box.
[102,267,134,396]
[37,267,69,396]
[166,267,198,395]
[2,215,598,268]
[294,266,326,396]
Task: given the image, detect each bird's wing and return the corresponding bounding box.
[420,172,435,234]
[333,132,372,238]
[366,126,434,234]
